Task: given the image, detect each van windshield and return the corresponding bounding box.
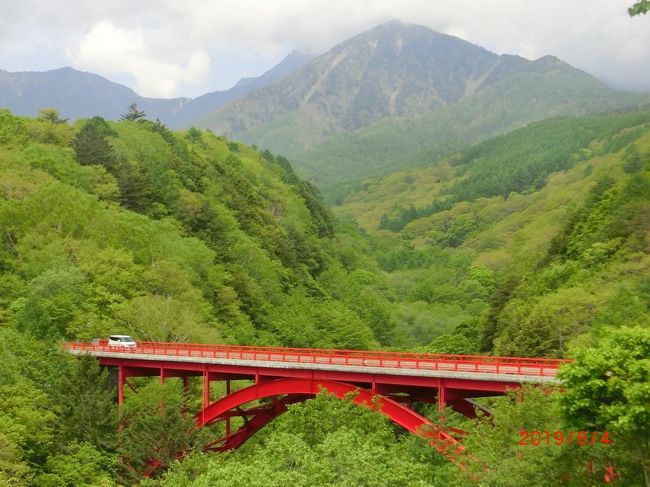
[109,335,135,342]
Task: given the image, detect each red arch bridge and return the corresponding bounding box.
[64,340,568,463]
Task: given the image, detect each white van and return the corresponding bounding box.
[108,335,137,348]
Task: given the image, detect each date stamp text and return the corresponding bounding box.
[518,430,610,447]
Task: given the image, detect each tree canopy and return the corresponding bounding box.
[629,0,650,16]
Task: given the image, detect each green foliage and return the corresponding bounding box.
[378,200,452,233]
[0,109,29,146]
[0,329,116,485]
[439,387,614,487]
[0,109,415,481]
[154,392,432,486]
[2,105,649,485]
[36,442,116,487]
[629,0,650,15]
[491,170,650,356]
[0,380,55,469]
[268,290,377,349]
[72,117,117,169]
[37,108,68,125]
[1,109,388,349]
[120,103,147,122]
[561,327,650,484]
[446,113,650,203]
[341,110,650,356]
[119,381,198,482]
[50,356,118,451]
[426,321,480,354]
[24,118,75,146]
[623,144,643,173]
[14,266,88,339]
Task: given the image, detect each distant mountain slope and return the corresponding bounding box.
[337,110,650,236]
[0,67,188,121]
[201,21,509,145]
[166,50,312,128]
[199,21,650,187]
[0,51,312,127]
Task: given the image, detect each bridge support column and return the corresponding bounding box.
[159,367,166,411]
[183,377,189,414]
[226,380,231,438]
[438,381,446,412]
[117,366,125,409]
[202,367,210,425]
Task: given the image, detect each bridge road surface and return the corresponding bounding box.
[65,340,566,385]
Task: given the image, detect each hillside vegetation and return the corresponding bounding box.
[0,108,414,484]
[1,108,650,484]
[337,110,650,357]
[0,108,410,350]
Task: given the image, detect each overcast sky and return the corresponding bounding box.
[1,0,648,98]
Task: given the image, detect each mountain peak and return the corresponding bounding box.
[535,54,562,64]
[198,20,648,187]
[373,19,418,30]
[369,19,436,33]
[332,19,493,66]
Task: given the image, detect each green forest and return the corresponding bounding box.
[1,107,649,485]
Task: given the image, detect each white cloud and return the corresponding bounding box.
[68,21,210,98]
[1,0,649,96]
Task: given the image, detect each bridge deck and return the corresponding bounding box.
[65,341,567,384]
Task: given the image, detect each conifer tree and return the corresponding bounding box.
[121,103,147,122]
[72,120,116,169]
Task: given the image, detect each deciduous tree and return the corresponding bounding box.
[560,327,650,486]
[37,108,68,125]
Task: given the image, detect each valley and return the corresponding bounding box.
[1,13,650,486]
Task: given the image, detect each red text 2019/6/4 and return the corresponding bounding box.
[518,430,610,447]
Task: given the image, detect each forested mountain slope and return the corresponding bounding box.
[337,110,650,357]
[0,108,420,485]
[0,109,397,350]
[1,109,649,485]
[200,21,650,187]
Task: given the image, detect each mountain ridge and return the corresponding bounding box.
[197,22,650,187]
[0,66,189,121]
[0,51,313,127]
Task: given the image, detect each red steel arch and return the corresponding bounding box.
[197,378,464,462]
[64,340,570,475]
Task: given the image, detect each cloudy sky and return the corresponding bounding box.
[1,0,649,98]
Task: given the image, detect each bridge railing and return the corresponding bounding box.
[64,341,570,377]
